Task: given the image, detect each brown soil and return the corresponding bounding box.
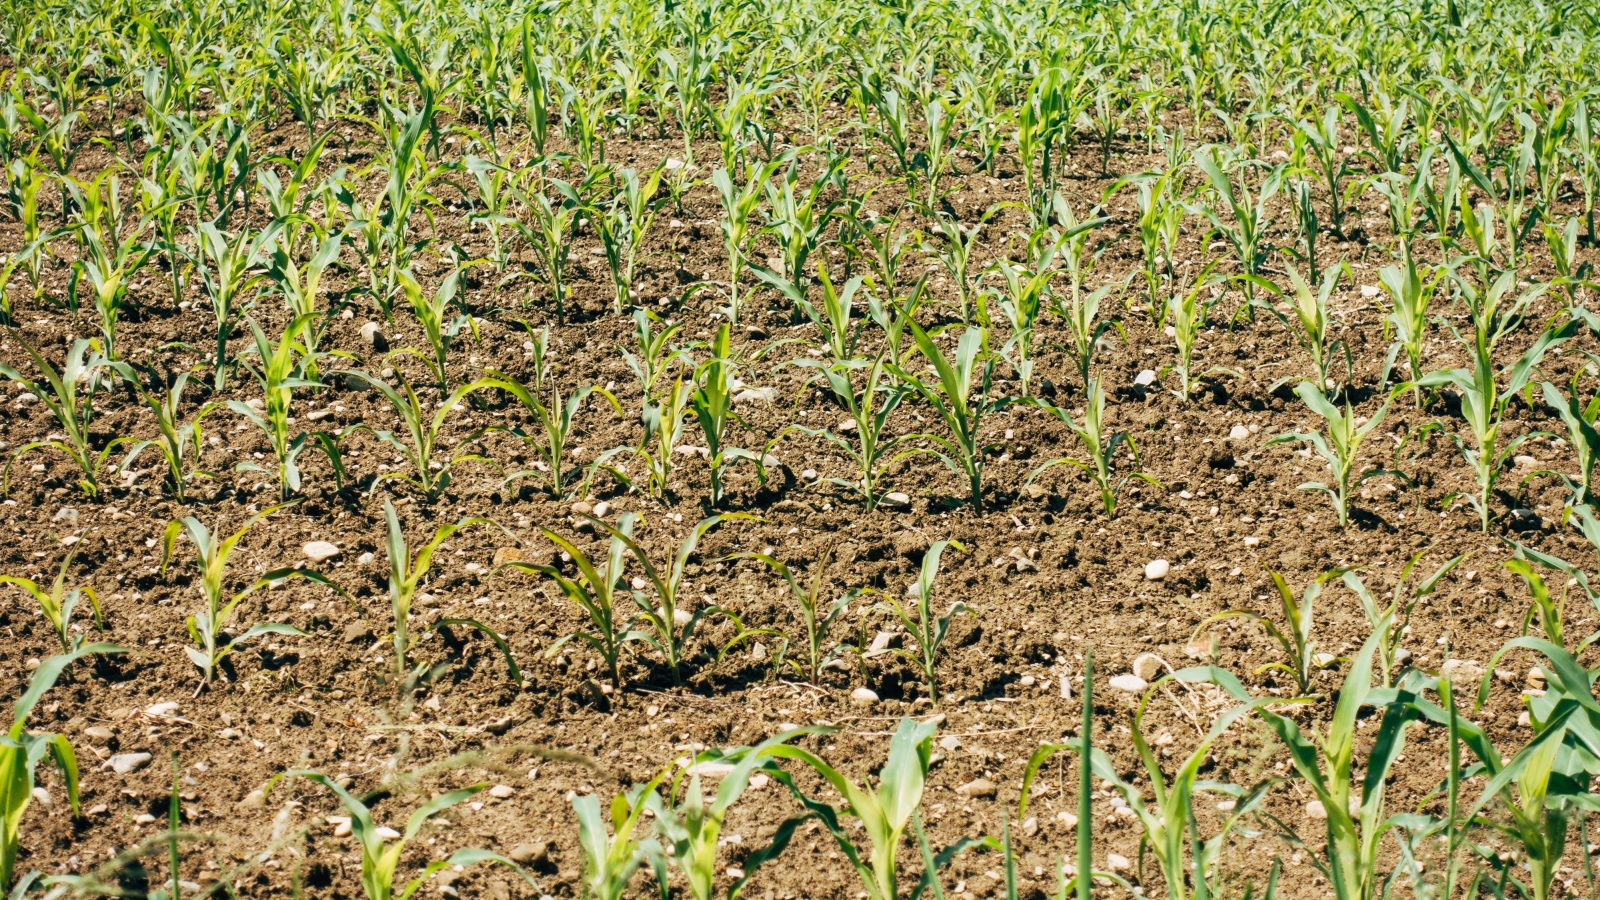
[3,109,1598,899]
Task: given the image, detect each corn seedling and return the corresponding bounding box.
[1416,315,1577,531]
[1,644,124,889]
[1540,374,1600,508]
[1025,378,1158,516]
[501,512,638,691]
[1193,567,1350,696]
[762,717,938,900]
[891,321,1008,511]
[396,268,477,392]
[160,504,334,693]
[689,324,765,507]
[593,166,663,313]
[113,363,215,503]
[597,512,752,685]
[1164,266,1234,403]
[784,353,910,510]
[646,729,816,900]
[341,368,496,499]
[0,548,103,653]
[572,773,669,900]
[1270,381,1399,528]
[1249,262,1349,391]
[482,371,621,500]
[266,772,529,900]
[735,549,857,685]
[709,157,786,324]
[866,539,968,704]
[2,336,128,499]
[1256,617,1415,900]
[1341,552,1465,686]
[229,314,343,499]
[1378,251,1443,406]
[378,500,493,692]
[190,218,282,391]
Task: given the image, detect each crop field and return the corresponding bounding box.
[3,0,1600,896]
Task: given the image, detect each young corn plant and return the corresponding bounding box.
[377,500,492,693]
[1465,639,1600,900]
[500,512,637,691]
[1378,253,1443,407]
[989,249,1057,397]
[636,376,692,501]
[61,174,157,360]
[619,308,689,398]
[1,337,127,499]
[0,548,103,653]
[709,157,786,324]
[646,730,815,900]
[1540,374,1600,508]
[1028,667,1278,900]
[1340,552,1464,687]
[1250,262,1348,391]
[1193,567,1350,696]
[341,368,496,499]
[2,644,124,890]
[593,166,663,313]
[230,315,343,499]
[514,178,579,322]
[784,353,910,511]
[762,717,939,900]
[891,322,1007,512]
[191,218,282,391]
[396,269,477,393]
[1025,378,1158,516]
[1417,315,1578,531]
[571,774,669,900]
[114,364,215,503]
[598,512,751,685]
[1164,267,1234,403]
[481,371,621,500]
[866,539,968,704]
[1256,618,1417,900]
[736,549,858,685]
[266,772,528,900]
[160,504,335,693]
[689,324,765,508]
[1193,148,1279,317]
[1270,382,1399,528]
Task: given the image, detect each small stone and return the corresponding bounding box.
[359,322,387,351]
[357,552,375,565]
[134,813,157,826]
[1133,369,1157,387]
[1526,666,1546,690]
[343,622,375,644]
[850,687,880,706]
[939,735,961,751]
[1509,508,1540,531]
[239,788,267,809]
[1243,536,1260,547]
[1131,653,1163,681]
[1144,559,1170,580]
[303,541,339,563]
[592,500,611,517]
[1228,424,1250,441]
[106,752,153,774]
[1109,674,1148,693]
[957,778,997,799]
[801,468,818,482]
[144,702,180,718]
[488,784,515,799]
[1107,853,1132,871]
[1021,816,1039,837]
[570,501,593,515]
[1306,799,1327,819]
[491,547,526,568]
[880,491,912,509]
[84,725,113,741]
[509,840,552,865]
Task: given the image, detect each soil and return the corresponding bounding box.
[3,104,1598,899]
